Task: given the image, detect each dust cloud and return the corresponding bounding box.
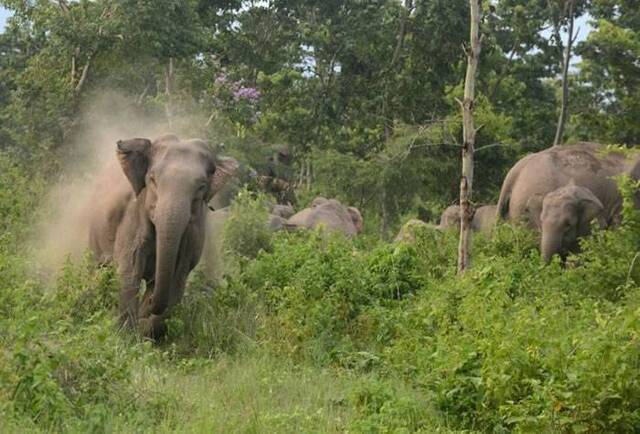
[31,91,212,277]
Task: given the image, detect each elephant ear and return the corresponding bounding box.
[576,188,604,232]
[116,138,152,195]
[208,157,239,201]
[347,206,363,234]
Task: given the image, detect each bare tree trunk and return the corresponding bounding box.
[165,57,174,129]
[74,55,91,94]
[457,0,482,274]
[553,0,577,147]
[305,158,312,191]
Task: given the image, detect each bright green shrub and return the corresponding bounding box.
[0,254,172,431]
[165,269,261,358]
[229,208,640,432]
[223,189,273,261]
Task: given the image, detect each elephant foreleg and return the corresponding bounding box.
[116,246,149,330]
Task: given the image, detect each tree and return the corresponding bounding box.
[572,0,640,145]
[458,0,482,274]
[553,0,579,146]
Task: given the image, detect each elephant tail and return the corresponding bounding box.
[496,166,520,222]
[497,192,510,222]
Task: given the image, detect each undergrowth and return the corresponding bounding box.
[1,157,640,432]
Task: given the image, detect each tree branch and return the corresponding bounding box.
[74,56,91,94]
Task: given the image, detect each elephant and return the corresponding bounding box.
[439,205,461,230]
[497,142,640,261]
[538,184,604,262]
[394,219,440,243]
[472,205,497,233]
[439,204,497,233]
[270,203,295,219]
[255,146,296,205]
[88,134,238,338]
[286,197,363,236]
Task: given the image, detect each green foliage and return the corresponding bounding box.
[228,204,640,432]
[223,189,273,261]
[0,251,170,431]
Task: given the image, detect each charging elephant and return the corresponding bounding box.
[497,142,640,261]
[89,134,238,338]
[287,197,363,236]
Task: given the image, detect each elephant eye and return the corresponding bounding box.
[148,174,156,185]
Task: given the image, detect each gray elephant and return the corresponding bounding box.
[497,142,640,261]
[88,134,238,338]
[472,205,497,233]
[287,197,363,236]
[439,204,496,233]
[538,184,605,262]
[270,203,295,219]
[439,205,461,230]
[394,219,440,243]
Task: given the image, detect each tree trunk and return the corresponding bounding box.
[553,0,576,147]
[457,0,482,274]
[165,57,174,129]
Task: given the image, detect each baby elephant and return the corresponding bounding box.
[287,197,363,236]
[537,185,604,262]
[439,204,497,233]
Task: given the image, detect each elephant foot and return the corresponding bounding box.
[138,313,168,340]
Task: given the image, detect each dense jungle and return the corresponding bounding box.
[1,0,640,432]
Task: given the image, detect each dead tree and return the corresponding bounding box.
[457,0,482,274]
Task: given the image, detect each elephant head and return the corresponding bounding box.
[347,206,363,234]
[439,205,461,230]
[539,185,604,263]
[116,134,238,336]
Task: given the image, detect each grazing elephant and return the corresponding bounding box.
[472,205,497,233]
[439,205,461,230]
[270,203,295,219]
[287,198,363,236]
[538,184,604,262]
[497,142,640,261]
[439,204,497,233]
[394,219,440,243]
[88,134,238,338]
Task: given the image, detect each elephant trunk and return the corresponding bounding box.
[541,227,564,263]
[150,198,191,316]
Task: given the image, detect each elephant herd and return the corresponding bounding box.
[422,142,640,264]
[87,136,640,338]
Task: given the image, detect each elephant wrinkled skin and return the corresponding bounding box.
[88,134,238,338]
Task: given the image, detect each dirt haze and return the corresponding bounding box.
[31,91,213,276]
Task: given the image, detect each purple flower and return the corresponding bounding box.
[233,86,261,102]
[215,74,227,85]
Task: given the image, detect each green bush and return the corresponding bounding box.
[223,189,273,261]
[228,203,640,432]
[0,251,172,431]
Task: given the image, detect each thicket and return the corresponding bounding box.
[4,161,639,432]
